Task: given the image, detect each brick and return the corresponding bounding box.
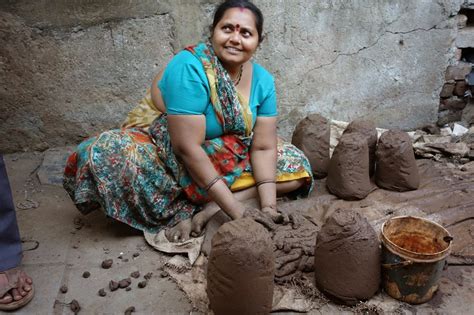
[445,62,472,80]
[437,110,463,126]
[456,27,474,48]
[455,48,463,61]
[439,97,468,110]
[440,82,455,97]
[454,80,468,96]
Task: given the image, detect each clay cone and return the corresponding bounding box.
[343,119,378,177]
[291,113,330,178]
[314,209,381,305]
[207,218,274,315]
[375,130,420,191]
[326,132,374,200]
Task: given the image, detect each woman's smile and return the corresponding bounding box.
[225,46,243,54]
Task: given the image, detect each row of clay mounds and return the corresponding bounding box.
[375,130,420,191]
[207,218,275,315]
[314,209,381,306]
[292,113,330,178]
[326,132,376,200]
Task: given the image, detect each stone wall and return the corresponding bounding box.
[437,1,474,127]
[0,0,466,153]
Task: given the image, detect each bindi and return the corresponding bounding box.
[235,24,240,32]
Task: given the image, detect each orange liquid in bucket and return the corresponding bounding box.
[389,232,445,254]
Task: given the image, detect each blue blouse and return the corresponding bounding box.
[159,50,277,139]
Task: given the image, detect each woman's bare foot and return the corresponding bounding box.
[190,204,221,237]
[165,218,192,242]
[0,268,33,307]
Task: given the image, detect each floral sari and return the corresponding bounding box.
[64,43,313,233]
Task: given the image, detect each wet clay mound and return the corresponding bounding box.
[375,130,420,191]
[314,209,381,305]
[207,218,275,315]
[292,114,330,178]
[326,132,375,200]
[343,119,378,177]
[272,213,318,283]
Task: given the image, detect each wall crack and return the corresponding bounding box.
[297,21,445,86]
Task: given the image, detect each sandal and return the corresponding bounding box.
[0,268,35,311]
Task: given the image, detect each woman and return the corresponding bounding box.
[64,0,313,242]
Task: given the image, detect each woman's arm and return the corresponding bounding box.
[250,116,278,211]
[167,114,247,219]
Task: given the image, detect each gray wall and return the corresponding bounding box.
[0,0,464,152]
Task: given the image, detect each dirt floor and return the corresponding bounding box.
[2,149,473,314]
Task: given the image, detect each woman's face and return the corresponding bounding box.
[211,8,259,69]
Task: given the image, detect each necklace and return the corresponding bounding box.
[232,65,243,86]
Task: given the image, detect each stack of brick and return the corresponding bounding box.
[437,8,474,127]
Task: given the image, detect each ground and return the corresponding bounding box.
[1,150,473,314]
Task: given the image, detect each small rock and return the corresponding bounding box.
[421,124,440,135]
[124,306,136,315]
[70,299,81,314]
[126,287,132,291]
[123,259,129,262]
[160,271,169,278]
[132,252,140,258]
[440,127,453,136]
[130,271,140,278]
[82,271,90,278]
[138,281,147,288]
[453,123,469,136]
[119,278,131,288]
[98,288,107,297]
[425,142,470,157]
[144,272,153,280]
[60,285,68,294]
[101,259,113,269]
[109,280,119,291]
[461,161,474,172]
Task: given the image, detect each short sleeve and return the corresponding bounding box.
[256,76,278,117]
[159,51,210,115]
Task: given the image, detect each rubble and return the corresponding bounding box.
[411,122,473,161]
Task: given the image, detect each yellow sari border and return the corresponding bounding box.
[230,170,311,192]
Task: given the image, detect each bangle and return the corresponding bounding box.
[255,179,276,187]
[203,176,222,192]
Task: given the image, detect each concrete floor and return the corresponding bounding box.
[3,152,192,314]
[2,150,473,314]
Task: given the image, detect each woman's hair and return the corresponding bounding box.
[211,0,265,43]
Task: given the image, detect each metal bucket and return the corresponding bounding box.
[381,216,452,304]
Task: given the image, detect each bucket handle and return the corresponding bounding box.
[382,260,413,269]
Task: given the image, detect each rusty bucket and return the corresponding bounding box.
[380,216,452,304]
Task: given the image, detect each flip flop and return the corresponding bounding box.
[0,268,35,311]
[0,286,34,311]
